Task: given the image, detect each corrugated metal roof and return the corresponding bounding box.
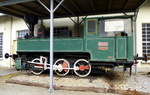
[0,0,146,18]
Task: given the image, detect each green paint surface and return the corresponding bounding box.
[116,37,127,59]
[127,37,134,61]
[15,58,22,70]
[86,38,115,61]
[17,38,84,52]
[17,37,133,61]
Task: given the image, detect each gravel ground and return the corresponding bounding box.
[114,73,150,93]
[0,80,118,95]
[0,83,118,95]
[7,71,150,94]
[1,67,150,95]
[11,74,110,88]
[0,68,118,95]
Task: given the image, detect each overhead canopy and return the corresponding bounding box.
[0,0,146,18]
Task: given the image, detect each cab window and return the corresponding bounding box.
[87,20,97,34]
[99,20,115,37]
[99,18,132,37]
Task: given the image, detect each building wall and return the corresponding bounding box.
[0,16,12,67]
[136,0,150,56]
[135,0,150,72]
[0,16,28,67]
[12,17,28,40]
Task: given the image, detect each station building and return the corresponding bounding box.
[0,0,149,72]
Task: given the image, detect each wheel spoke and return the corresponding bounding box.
[74,59,91,77]
[30,58,44,75]
[54,59,70,76]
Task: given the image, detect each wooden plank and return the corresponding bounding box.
[6,79,150,95]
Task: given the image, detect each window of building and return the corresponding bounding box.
[0,33,3,58]
[142,23,150,57]
[17,29,29,39]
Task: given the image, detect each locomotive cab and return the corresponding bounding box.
[85,16,133,62]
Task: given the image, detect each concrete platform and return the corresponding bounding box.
[0,67,18,77]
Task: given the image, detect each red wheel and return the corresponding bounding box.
[54,59,70,76]
[74,59,91,77]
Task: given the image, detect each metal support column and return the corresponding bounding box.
[37,0,64,93]
[77,16,80,37]
[133,10,139,74]
[133,19,137,74]
[49,0,54,92]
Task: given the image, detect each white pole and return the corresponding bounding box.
[37,0,64,93]
[49,0,54,92]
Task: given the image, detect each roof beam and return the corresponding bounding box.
[34,1,49,15]
[69,0,81,13]
[108,0,112,10]
[0,6,25,15]
[19,3,48,16]
[0,0,35,7]
[136,0,146,9]
[0,0,146,18]
[13,4,42,16]
[80,9,134,17]
[55,0,77,16]
[122,0,129,9]
[37,0,51,13]
[0,8,23,18]
[90,0,96,11]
